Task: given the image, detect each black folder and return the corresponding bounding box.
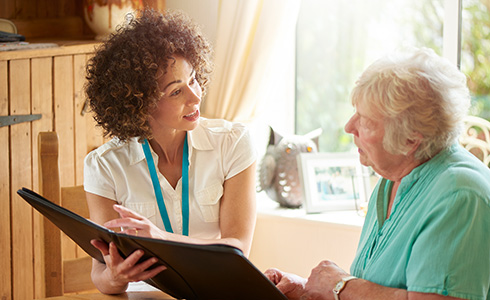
[17,187,287,300]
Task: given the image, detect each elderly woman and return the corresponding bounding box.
[266,48,490,300]
[84,9,256,294]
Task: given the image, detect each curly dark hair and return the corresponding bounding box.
[85,9,213,141]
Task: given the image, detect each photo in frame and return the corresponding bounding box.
[297,152,369,213]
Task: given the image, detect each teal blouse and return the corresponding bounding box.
[350,144,490,300]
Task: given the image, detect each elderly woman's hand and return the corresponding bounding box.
[301,260,351,300]
[264,268,307,300]
[103,204,171,240]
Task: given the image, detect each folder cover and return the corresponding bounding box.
[17,187,287,300]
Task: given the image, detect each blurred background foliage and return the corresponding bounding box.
[461,0,490,120]
[413,0,490,120]
[296,0,490,152]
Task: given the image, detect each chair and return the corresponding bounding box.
[38,131,96,297]
[459,115,490,168]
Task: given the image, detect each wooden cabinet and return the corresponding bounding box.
[1,0,167,40]
[0,2,164,299]
[0,42,106,300]
[1,0,91,40]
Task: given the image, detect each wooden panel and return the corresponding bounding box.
[74,54,88,186]
[0,0,16,19]
[9,59,34,300]
[2,0,85,38]
[53,55,78,261]
[54,55,75,188]
[0,42,100,61]
[85,53,105,154]
[36,0,49,18]
[86,111,105,154]
[63,257,96,294]
[19,0,38,19]
[0,0,80,19]
[31,57,54,195]
[61,186,89,218]
[63,185,90,258]
[0,0,165,20]
[0,61,11,300]
[11,17,84,39]
[1,40,103,299]
[63,0,78,17]
[1,0,166,40]
[39,132,63,298]
[31,57,54,299]
[73,54,92,258]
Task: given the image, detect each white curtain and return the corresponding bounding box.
[202,0,301,123]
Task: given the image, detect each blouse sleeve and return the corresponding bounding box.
[223,123,257,180]
[406,189,490,299]
[83,150,117,201]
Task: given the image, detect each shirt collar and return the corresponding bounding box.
[388,143,458,209]
[401,143,458,186]
[188,120,214,151]
[128,120,214,166]
[129,137,146,165]
[376,143,459,228]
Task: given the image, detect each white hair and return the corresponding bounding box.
[351,47,470,160]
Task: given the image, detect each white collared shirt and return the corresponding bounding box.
[84,118,256,239]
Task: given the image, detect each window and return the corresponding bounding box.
[295,0,478,152]
[461,0,490,120]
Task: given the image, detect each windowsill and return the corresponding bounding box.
[256,191,365,229]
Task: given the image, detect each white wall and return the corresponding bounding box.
[249,214,362,277]
[165,0,219,45]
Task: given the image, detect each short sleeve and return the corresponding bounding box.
[83,150,117,201]
[406,190,490,300]
[223,124,257,180]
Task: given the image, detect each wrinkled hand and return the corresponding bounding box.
[265,268,307,300]
[301,260,350,300]
[90,240,166,290]
[104,204,170,239]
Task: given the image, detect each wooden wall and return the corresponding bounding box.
[0,2,166,298]
[0,0,167,40]
[0,0,89,39]
[0,45,105,300]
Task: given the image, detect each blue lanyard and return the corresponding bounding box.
[142,135,189,236]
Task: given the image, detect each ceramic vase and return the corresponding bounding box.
[83,0,143,40]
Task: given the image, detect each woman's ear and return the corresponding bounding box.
[405,132,423,156]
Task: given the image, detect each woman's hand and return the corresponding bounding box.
[86,193,169,294]
[301,260,350,300]
[302,260,467,300]
[90,240,166,294]
[264,268,307,300]
[103,204,170,239]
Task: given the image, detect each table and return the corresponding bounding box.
[36,291,175,300]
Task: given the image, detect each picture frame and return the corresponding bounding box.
[297,152,369,213]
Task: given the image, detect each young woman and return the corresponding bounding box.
[84,9,257,294]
